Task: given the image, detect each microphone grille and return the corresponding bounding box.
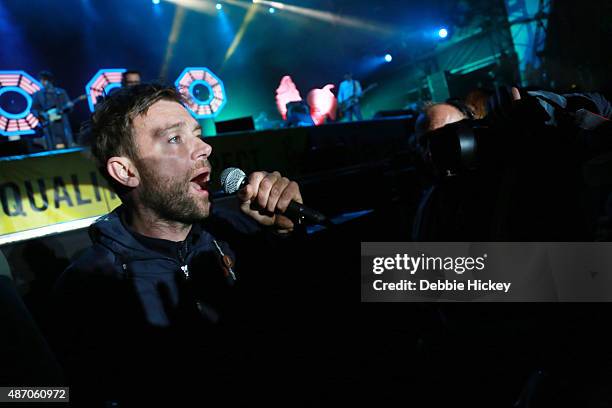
[220,167,246,194]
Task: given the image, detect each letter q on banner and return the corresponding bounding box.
[0,71,42,137]
[175,67,227,119]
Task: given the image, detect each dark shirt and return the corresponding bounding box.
[31,86,74,147]
[120,216,196,262]
[32,87,71,113]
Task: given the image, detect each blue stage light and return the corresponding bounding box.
[152,0,160,4]
[85,68,126,112]
[0,71,43,137]
[175,67,227,119]
[384,54,393,63]
[269,7,275,13]
[216,3,222,10]
[438,28,448,38]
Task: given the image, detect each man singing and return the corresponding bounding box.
[51,84,304,405]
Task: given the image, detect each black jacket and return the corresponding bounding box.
[51,204,287,405]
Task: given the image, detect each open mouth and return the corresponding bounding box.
[190,171,210,193]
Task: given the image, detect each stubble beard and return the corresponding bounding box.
[137,162,210,225]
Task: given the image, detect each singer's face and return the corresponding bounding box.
[131,100,213,224]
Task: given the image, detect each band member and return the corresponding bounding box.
[337,73,363,121]
[121,70,142,87]
[94,70,142,111]
[31,71,76,149]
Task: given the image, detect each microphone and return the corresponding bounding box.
[220,167,327,225]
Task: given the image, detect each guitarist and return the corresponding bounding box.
[31,71,76,150]
[337,72,363,121]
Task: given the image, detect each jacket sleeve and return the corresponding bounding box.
[30,92,45,119]
[564,92,612,119]
[337,82,346,103]
[59,89,73,112]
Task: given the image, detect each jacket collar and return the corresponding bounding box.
[89,205,204,262]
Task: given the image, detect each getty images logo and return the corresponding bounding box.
[372,253,488,275]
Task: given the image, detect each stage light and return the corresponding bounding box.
[160,5,187,80]
[0,71,42,137]
[175,67,227,119]
[438,28,448,38]
[268,7,275,13]
[224,3,257,63]
[248,0,391,34]
[152,0,160,4]
[85,68,126,112]
[384,54,393,62]
[216,2,235,46]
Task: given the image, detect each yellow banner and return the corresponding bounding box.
[0,149,121,237]
[0,129,307,242]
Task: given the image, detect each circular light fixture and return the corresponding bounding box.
[0,71,42,137]
[175,67,227,119]
[84,68,126,112]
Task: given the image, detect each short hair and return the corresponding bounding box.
[464,89,492,119]
[38,71,54,83]
[445,98,475,120]
[85,83,184,196]
[121,70,142,86]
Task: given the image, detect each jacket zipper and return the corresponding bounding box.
[122,240,233,317]
[213,239,236,281]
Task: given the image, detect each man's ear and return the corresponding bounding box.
[107,157,139,188]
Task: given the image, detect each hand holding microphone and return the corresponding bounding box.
[220,168,327,232]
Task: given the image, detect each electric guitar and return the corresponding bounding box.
[338,83,378,114]
[41,94,87,124]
